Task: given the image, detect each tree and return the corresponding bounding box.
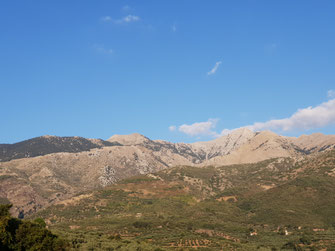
[0,204,68,250]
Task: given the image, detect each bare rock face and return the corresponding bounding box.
[107,133,150,146]
[191,128,256,159]
[1,129,335,217]
[204,131,299,166]
[99,166,117,186]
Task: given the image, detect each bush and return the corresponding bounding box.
[0,204,68,250]
[33,218,47,228]
[133,221,151,229]
[299,236,312,245]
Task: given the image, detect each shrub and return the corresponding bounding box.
[133,221,151,229]
[0,204,68,250]
[299,236,312,245]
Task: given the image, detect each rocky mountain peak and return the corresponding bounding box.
[229,127,254,136]
[255,130,280,138]
[40,135,57,139]
[190,127,256,157]
[107,133,151,146]
[216,127,255,143]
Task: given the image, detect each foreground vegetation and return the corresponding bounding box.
[0,204,68,250]
[29,150,335,250]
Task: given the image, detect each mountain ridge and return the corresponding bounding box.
[1,129,335,217]
[0,135,121,162]
[2,129,335,163]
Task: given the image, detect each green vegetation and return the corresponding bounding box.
[0,204,68,250]
[119,175,158,184]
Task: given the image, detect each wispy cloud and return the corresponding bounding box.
[115,15,140,24]
[169,125,176,131]
[207,61,222,75]
[328,90,335,98]
[93,44,114,55]
[101,16,112,22]
[171,119,219,137]
[100,14,140,24]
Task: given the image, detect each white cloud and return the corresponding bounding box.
[178,119,219,137]
[101,15,140,24]
[101,16,112,22]
[173,94,335,139]
[328,90,335,98]
[244,99,335,132]
[207,61,222,75]
[115,15,140,24]
[169,125,176,131]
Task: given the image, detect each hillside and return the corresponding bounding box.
[32,150,335,250]
[0,144,190,217]
[0,135,120,162]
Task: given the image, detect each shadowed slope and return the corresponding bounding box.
[0,135,120,162]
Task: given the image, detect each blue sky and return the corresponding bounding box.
[1,0,335,143]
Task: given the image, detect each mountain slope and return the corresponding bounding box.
[204,131,300,166]
[191,127,256,159]
[0,143,193,217]
[33,149,335,250]
[291,133,335,154]
[0,135,120,162]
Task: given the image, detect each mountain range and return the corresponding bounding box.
[1,129,335,217]
[34,142,335,250]
[1,129,335,249]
